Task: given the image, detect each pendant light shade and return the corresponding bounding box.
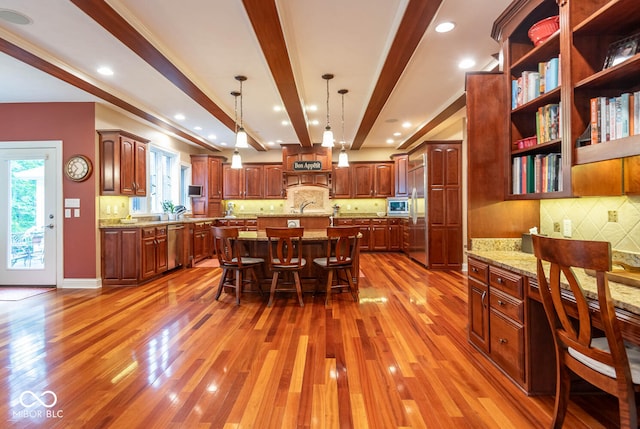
[231,149,242,169]
[337,88,349,167]
[235,75,249,148]
[321,74,334,147]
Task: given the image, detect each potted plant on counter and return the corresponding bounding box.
[161,200,176,220]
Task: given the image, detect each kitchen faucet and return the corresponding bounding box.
[299,200,314,213]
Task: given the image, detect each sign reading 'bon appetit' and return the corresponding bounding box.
[293,161,322,171]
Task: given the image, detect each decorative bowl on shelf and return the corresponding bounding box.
[528,15,559,47]
[376,211,386,217]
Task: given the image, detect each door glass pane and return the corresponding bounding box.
[8,159,45,270]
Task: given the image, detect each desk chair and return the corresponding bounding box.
[266,227,305,307]
[532,235,640,429]
[212,226,264,305]
[313,226,360,306]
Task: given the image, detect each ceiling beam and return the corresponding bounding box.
[71,0,266,151]
[241,0,313,148]
[0,37,218,151]
[350,0,442,150]
[397,93,466,150]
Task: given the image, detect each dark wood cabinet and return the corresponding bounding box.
[388,218,402,251]
[98,130,149,196]
[191,221,212,264]
[223,164,264,199]
[264,164,284,198]
[392,154,409,197]
[352,162,394,198]
[141,226,168,280]
[369,219,388,251]
[468,258,490,353]
[191,155,224,217]
[282,144,332,187]
[101,228,139,285]
[332,165,351,198]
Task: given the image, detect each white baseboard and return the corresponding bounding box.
[59,278,102,289]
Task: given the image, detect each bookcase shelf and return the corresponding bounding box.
[493,0,640,199]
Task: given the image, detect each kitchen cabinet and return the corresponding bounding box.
[101,228,139,285]
[492,0,640,198]
[263,164,284,198]
[191,155,224,217]
[331,164,351,198]
[141,226,168,280]
[216,218,256,231]
[282,144,331,187]
[401,218,409,254]
[191,221,212,265]
[352,162,394,198]
[369,219,388,251]
[223,164,264,199]
[388,218,402,251]
[336,217,404,251]
[98,130,149,196]
[392,154,409,197]
[467,257,555,394]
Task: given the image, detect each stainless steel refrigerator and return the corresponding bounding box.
[407,153,427,266]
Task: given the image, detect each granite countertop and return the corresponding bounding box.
[99,217,219,228]
[238,229,331,241]
[467,249,640,315]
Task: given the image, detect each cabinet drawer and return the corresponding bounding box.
[141,227,156,238]
[490,310,525,383]
[489,266,523,299]
[371,219,387,225]
[490,288,524,323]
[468,258,489,284]
[194,222,205,231]
[388,218,401,225]
[245,219,257,230]
[155,226,167,236]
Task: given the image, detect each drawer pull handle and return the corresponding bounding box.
[481,291,487,308]
[497,300,505,306]
[472,267,478,272]
[499,338,508,344]
[496,277,503,284]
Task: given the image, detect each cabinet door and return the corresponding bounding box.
[394,154,409,197]
[353,165,374,198]
[388,223,402,251]
[134,141,147,196]
[120,136,136,195]
[373,163,393,197]
[370,219,388,250]
[223,165,243,199]
[155,228,168,273]
[102,229,138,282]
[191,157,208,216]
[468,278,490,353]
[141,236,157,279]
[332,165,351,198]
[244,165,263,199]
[208,157,222,200]
[353,219,370,250]
[490,310,525,384]
[264,164,284,198]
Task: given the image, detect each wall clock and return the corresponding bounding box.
[65,154,92,182]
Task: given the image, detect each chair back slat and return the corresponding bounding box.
[266,227,304,268]
[212,226,244,267]
[325,226,360,267]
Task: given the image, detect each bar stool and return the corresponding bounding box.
[212,226,264,305]
[532,235,640,429]
[313,226,360,306]
[265,227,305,307]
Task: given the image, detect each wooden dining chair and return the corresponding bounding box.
[211,226,264,305]
[265,227,305,307]
[313,226,361,306]
[532,234,640,429]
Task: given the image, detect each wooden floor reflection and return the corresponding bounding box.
[0,253,619,428]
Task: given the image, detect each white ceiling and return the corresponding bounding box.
[0,0,511,152]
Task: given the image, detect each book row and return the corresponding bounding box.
[589,92,640,144]
[511,56,560,109]
[536,103,561,144]
[512,153,562,195]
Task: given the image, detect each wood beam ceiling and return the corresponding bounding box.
[350,0,442,150]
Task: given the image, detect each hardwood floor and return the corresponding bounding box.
[0,252,620,428]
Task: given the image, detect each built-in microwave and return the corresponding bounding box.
[387,197,409,216]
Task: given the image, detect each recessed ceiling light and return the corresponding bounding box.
[435,21,455,33]
[276,139,283,143]
[273,106,282,112]
[97,66,114,76]
[267,141,275,146]
[281,120,289,126]
[306,105,318,112]
[386,139,394,144]
[194,126,202,131]
[208,134,217,140]
[458,58,476,69]
[0,9,32,25]
[174,114,185,121]
[220,142,228,146]
[310,119,319,126]
[402,122,411,128]
[393,132,401,137]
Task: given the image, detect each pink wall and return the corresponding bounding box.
[0,102,97,279]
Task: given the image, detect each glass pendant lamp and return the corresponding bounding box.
[337,89,349,167]
[321,74,334,147]
[235,75,248,148]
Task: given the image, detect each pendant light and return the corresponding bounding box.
[235,75,248,148]
[321,73,334,147]
[230,89,243,169]
[337,88,349,167]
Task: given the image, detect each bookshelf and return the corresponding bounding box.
[493,0,640,199]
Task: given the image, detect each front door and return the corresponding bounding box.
[0,142,59,286]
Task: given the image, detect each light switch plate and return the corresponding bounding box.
[563,219,572,237]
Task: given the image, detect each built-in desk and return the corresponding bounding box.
[467,250,640,395]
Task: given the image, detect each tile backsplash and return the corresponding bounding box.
[540,196,640,253]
